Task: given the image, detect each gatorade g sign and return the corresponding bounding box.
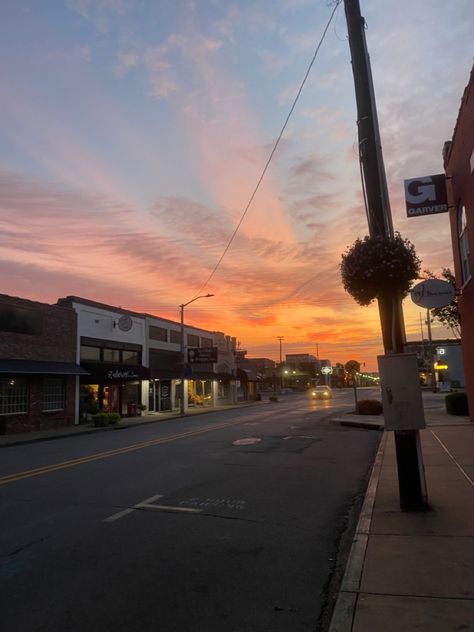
[404,174,448,217]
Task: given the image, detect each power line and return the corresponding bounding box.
[193,1,343,297]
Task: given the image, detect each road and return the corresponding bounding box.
[0,388,381,632]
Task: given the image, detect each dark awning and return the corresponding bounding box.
[0,360,89,375]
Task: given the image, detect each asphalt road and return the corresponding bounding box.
[0,389,381,632]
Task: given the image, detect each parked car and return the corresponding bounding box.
[311,385,333,399]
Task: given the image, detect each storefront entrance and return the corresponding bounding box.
[148,379,171,412]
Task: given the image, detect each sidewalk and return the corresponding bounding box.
[329,400,474,631]
[0,401,261,448]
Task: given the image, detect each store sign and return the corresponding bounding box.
[107,369,139,380]
[187,347,218,363]
[404,174,448,217]
[410,279,455,308]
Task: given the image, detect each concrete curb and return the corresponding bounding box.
[328,433,386,632]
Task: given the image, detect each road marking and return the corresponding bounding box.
[0,418,257,487]
[103,493,202,522]
[103,508,136,523]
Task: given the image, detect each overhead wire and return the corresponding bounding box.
[192,0,343,299]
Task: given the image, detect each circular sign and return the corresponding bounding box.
[117,314,133,332]
[410,279,455,308]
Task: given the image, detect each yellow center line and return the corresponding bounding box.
[0,418,248,486]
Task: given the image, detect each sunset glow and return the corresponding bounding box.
[1,1,472,371]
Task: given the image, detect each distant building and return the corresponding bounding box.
[404,339,464,389]
[443,62,474,418]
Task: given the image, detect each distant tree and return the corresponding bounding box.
[422,268,460,339]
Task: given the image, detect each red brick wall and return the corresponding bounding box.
[1,377,76,435]
[0,294,77,361]
[0,294,78,434]
[445,65,474,420]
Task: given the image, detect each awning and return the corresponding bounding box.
[0,359,90,375]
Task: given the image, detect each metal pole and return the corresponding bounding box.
[180,304,185,417]
[426,308,436,392]
[178,293,214,417]
[277,336,284,390]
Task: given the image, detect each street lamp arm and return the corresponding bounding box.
[181,293,214,309]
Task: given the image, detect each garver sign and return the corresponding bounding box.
[404,174,448,217]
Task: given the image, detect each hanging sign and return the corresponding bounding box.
[404,174,448,217]
[410,279,455,308]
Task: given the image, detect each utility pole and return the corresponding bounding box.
[277,336,284,390]
[344,0,427,510]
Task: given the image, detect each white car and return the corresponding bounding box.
[311,385,333,399]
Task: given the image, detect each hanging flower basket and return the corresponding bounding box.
[340,232,421,306]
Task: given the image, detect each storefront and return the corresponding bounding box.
[80,364,150,416]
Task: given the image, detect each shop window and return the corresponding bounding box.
[0,378,28,415]
[201,337,213,348]
[187,333,199,347]
[149,325,168,342]
[42,378,65,411]
[80,345,101,361]
[122,350,140,365]
[170,330,181,344]
[457,202,471,285]
[103,348,121,363]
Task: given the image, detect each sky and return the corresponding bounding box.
[1,0,473,371]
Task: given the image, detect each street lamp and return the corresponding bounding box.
[179,293,214,416]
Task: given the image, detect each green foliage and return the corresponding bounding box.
[356,399,383,415]
[269,395,279,402]
[423,268,460,338]
[341,233,421,306]
[92,412,121,427]
[445,392,469,416]
[254,393,262,401]
[79,385,99,416]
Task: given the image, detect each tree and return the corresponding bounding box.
[423,268,460,339]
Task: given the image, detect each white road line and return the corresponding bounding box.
[103,494,202,522]
[138,493,164,505]
[103,508,136,523]
[137,503,202,514]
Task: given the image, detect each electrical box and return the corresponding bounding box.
[377,354,426,430]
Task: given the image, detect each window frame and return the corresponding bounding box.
[0,378,28,416]
[42,377,65,412]
[457,201,471,287]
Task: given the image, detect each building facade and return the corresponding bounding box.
[0,294,87,434]
[443,63,474,418]
[57,296,237,417]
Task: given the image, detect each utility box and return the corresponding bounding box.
[377,354,426,430]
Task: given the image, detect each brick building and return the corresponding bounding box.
[0,294,87,434]
[443,62,474,419]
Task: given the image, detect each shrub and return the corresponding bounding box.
[356,399,383,415]
[445,392,469,416]
[254,393,262,401]
[92,412,121,427]
[269,395,278,402]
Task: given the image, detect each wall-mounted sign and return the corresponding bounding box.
[410,279,455,308]
[117,315,133,332]
[188,347,218,364]
[404,174,448,217]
